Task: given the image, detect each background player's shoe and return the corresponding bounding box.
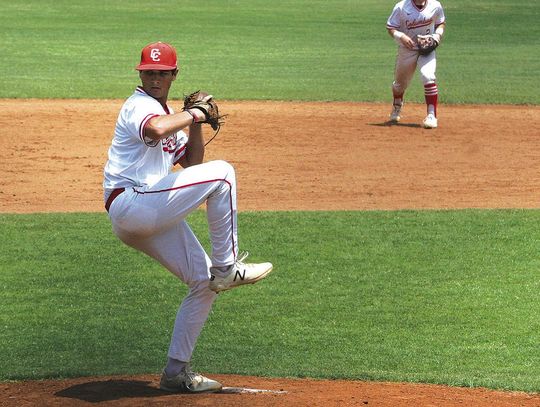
[389,104,402,123]
[209,252,273,293]
[423,113,438,129]
[160,366,222,393]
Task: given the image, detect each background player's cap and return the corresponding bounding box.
[136,42,177,71]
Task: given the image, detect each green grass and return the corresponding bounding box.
[1,0,540,394]
[0,0,538,103]
[1,210,540,392]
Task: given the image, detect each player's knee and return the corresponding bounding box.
[212,160,236,183]
[214,159,234,172]
[187,276,216,298]
[421,72,436,84]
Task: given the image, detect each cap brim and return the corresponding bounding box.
[136,63,177,71]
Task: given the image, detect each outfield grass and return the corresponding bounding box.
[0,0,538,103]
[1,211,540,392]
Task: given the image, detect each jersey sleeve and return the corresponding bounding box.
[435,3,446,26]
[122,95,164,147]
[386,4,402,30]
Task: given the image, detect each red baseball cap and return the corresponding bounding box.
[136,42,178,71]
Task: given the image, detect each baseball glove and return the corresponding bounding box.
[183,90,225,132]
[417,34,439,55]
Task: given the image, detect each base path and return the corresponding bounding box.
[1,100,539,213]
[1,99,540,406]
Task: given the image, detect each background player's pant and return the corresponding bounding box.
[107,159,238,361]
[392,47,437,95]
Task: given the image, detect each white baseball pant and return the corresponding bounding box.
[392,46,437,94]
[107,159,238,362]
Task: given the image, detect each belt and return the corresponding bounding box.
[105,188,126,212]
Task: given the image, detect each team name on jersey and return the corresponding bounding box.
[406,17,433,30]
[162,134,177,153]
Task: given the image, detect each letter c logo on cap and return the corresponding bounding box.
[150,48,161,61]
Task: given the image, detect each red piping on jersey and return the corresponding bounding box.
[140,114,160,146]
[136,86,174,146]
[134,179,237,258]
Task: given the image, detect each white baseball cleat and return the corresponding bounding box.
[209,252,273,293]
[389,104,402,123]
[423,113,438,129]
[160,366,222,393]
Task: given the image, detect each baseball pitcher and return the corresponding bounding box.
[103,41,273,393]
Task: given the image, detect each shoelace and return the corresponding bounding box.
[236,251,249,264]
[184,365,203,387]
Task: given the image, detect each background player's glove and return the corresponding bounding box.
[183,90,225,132]
[417,34,440,55]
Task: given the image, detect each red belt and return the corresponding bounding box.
[105,188,126,212]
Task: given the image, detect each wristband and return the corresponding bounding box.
[185,109,195,124]
[187,108,205,123]
[434,26,444,41]
[393,31,404,40]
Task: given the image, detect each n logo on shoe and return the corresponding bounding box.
[233,269,246,281]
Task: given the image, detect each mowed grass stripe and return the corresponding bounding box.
[0,0,538,103]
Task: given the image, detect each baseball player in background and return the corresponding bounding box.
[103,41,273,393]
[386,0,446,128]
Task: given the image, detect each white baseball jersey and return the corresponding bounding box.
[387,0,445,46]
[103,86,188,201]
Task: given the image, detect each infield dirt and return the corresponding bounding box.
[1,99,540,406]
